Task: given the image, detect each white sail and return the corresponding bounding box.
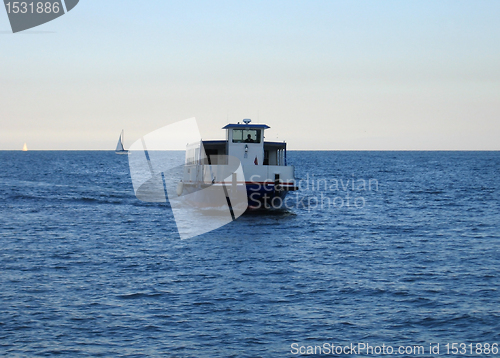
[115,130,126,152]
[22,143,28,151]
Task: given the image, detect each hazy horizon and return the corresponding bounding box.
[1,1,499,150]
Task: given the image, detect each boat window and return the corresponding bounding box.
[232,129,261,143]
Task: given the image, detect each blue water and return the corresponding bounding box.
[1,151,499,357]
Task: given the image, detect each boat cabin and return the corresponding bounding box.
[187,119,286,167]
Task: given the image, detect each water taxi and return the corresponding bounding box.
[179,119,298,209]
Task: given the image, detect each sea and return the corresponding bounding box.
[0,151,499,357]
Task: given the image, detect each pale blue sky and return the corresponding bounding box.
[1,0,499,149]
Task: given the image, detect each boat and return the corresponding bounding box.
[115,130,128,154]
[179,119,298,209]
[22,143,28,151]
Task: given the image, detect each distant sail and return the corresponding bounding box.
[116,131,124,151]
[22,143,28,152]
[115,130,128,154]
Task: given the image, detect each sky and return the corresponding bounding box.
[1,0,499,150]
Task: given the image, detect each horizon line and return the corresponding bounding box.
[1,149,499,152]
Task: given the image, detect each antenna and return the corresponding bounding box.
[243,118,251,124]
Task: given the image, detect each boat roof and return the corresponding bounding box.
[222,123,270,130]
[202,140,285,146]
[201,140,285,150]
[202,140,226,145]
[263,141,286,147]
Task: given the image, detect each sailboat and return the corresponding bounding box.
[115,130,128,155]
[22,143,28,151]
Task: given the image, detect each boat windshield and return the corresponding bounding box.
[232,129,261,143]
